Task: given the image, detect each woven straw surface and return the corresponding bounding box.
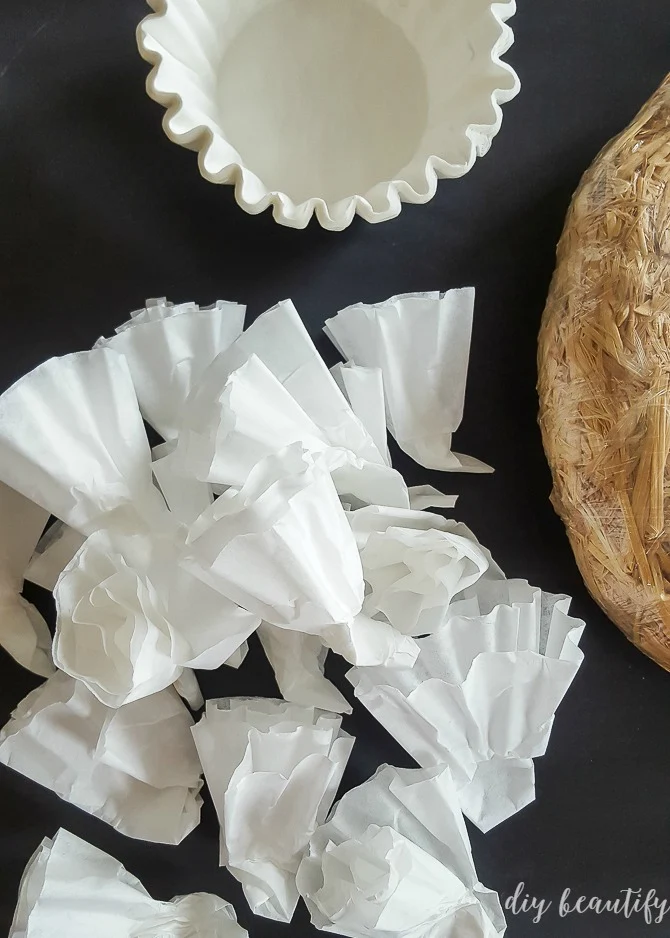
[538,74,670,670]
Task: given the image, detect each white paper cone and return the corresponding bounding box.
[296,764,505,938]
[330,363,390,466]
[191,697,354,922]
[183,445,359,628]
[258,624,352,714]
[0,673,203,844]
[98,299,245,441]
[198,300,385,463]
[348,581,585,831]
[0,482,54,676]
[324,291,493,472]
[0,349,165,535]
[9,829,246,938]
[177,352,326,485]
[456,757,537,835]
[53,528,259,707]
[184,446,417,667]
[175,313,409,509]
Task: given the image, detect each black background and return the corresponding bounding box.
[1,2,669,936]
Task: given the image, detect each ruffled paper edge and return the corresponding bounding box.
[136,0,520,230]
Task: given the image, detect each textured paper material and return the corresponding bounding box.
[0,482,53,676]
[0,349,166,536]
[53,528,260,706]
[360,525,490,636]
[325,291,493,472]
[152,442,213,525]
[297,764,505,938]
[183,445,418,668]
[349,581,585,831]
[185,300,382,461]
[331,363,390,466]
[138,0,519,229]
[97,298,245,441]
[22,514,208,708]
[0,672,202,844]
[179,352,327,485]
[348,505,458,549]
[258,624,352,714]
[117,296,240,331]
[176,300,410,510]
[10,829,246,938]
[347,506,505,581]
[192,697,354,922]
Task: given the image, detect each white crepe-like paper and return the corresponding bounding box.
[348,505,457,549]
[197,300,384,462]
[178,352,327,484]
[296,764,505,938]
[175,305,411,510]
[258,624,352,714]
[360,525,490,636]
[0,672,202,844]
[192,697,354,922]
[53,530,181,705]
[347,506,505,582]
[349,580,585,831]
[53,528,260,707]
[97,298,245,441]
[10,828,246,938]
[0,349,166,536]
[183,445,418,668]
[117,296,240,330]
[324,291,493,472]
[331,363,390,466]
[0,482,53,676]
[152,442,213,525]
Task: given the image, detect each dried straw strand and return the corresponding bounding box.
[538,74,670,670]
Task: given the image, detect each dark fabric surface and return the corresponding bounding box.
[0,2,669,936]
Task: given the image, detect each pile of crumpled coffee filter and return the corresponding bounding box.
[0,293,584,938]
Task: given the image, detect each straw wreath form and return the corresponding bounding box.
[538,73,670,671]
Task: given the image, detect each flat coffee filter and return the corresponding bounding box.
[138,0,520,229]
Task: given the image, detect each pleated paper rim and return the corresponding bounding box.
[137,0,520,230]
